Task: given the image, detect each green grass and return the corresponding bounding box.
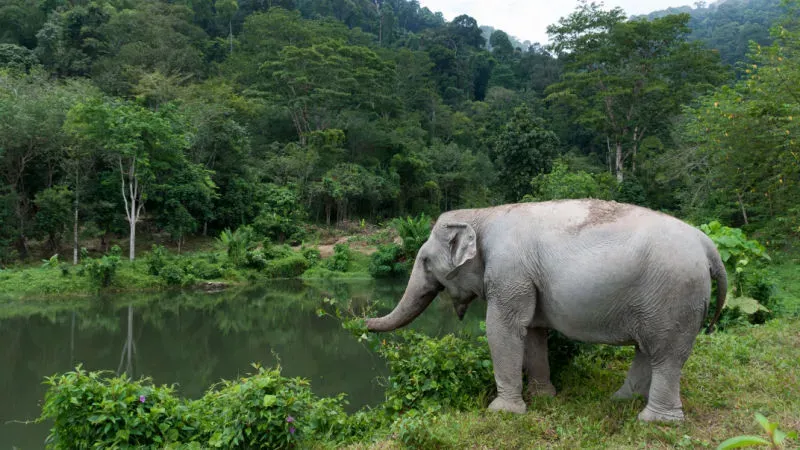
[338,318,800,449]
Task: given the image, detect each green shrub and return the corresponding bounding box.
[377,330,494,415]
[217,227,254,268]
[159,264,185,286]
[147,245,168,276]
[262,243,293,260]
[369,244,408,278]
[196,364,349,448]
[265,254,311,278]
[393,213,431,260]
[38,365,357,449]
[39,366,199,448]
[301,246,321,267]
[184,259,222,280]
[245,249,269,270]
[81,254,121,288]
[325,244,352,272]
[699,220,775,327]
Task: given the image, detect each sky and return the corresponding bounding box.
[416,0,697,45]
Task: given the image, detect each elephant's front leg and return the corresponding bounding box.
[486,297,534,414]
[524,327,556,397]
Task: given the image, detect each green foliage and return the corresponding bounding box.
[33,185,73,251]
[195,364,349,448]
[717,413,797,449]
[389,409,455,449]
[393,213,432,260]
[146,245,169,276]
[80,252,121,288]
[528,159,615,201]
[264,254,311,279]
[369,243,408,278]
[376,330,494,415]
[216,227,254,268]
[159,264,186,286]
[325,243,353,272]
[252,184,306,244]
[301,246,321,267]
[38,364,356,449]
[700,221,776,326]
[39,366,197,449]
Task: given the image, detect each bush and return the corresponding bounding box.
[196,365,349,448]
[159,264,185,286]
[245,249,269,270]
[38,365,354,449]
[146,245,168,276]
[393,213,431,260]
[699,220,775,327]
[39,366,198,448]
[301,246,321,267]
[81,254,121,288]
[217,227,254,268]
[265,254,311,278]
[369,244,408,278]
[377,330,494,415]
[325,244,352,272]
[185,259,223,280]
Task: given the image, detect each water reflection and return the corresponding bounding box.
[0,279,486,449]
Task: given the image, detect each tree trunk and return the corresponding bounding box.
[229,20,233,54]
[615,141,624,183]
[129,218,136,261]
[737,192,749,225]
[73,197,79,265]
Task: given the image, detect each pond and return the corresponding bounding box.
[0,279,487,448]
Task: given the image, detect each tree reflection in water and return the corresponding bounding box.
[0,278,486,448]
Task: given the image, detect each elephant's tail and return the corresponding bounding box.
[705,244,728,334]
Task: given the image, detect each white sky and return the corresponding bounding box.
[417,0,697,45]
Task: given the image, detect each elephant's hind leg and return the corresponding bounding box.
[612,346,651,400]
[524,327,556,397]
[638,338,695,422]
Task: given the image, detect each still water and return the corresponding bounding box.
[0,279,486,449]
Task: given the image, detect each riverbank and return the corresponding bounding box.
[0,235,383,299]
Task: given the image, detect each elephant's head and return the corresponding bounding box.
[366,221,484,332]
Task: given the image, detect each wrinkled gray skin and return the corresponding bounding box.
[366,199,727,422]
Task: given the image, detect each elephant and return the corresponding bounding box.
[365,199,726,422]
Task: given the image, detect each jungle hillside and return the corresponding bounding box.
[1,0,799,267]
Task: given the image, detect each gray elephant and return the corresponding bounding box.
[366,199,726,422]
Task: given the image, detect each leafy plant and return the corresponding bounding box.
[369,243,408,278]
[216,227,254,267]
[39,366,198,448]
[717,413,797,449]
[146,245,168,276]
[376,330,494,415]
[159,264,185,286]
[41,254,60,269]
[81,253,121,288]
[700,221,775,326]
[389,408,455,449]
[393,213,431,260]
[325,243,352,272]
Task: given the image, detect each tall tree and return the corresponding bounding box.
[546,1,724,182]
[64,98,194,260]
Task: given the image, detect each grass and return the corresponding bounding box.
[336,318,800,449]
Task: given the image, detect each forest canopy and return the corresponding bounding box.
[0,0,798,263]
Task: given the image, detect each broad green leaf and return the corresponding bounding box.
[263,394,277,407]
[725,295,769,315]
[716,435,771,449]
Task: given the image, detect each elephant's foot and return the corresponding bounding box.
[527,381,556,397]
[488,396,527,414]
[637,405,684,423]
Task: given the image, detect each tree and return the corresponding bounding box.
[546,2,724,182]
[676,3,800,235]
[33,185,73,252]
[492,105,559,202]
[65,98,192,260]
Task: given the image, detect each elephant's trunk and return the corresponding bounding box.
[366,266,439,331]
[365,291,437,331]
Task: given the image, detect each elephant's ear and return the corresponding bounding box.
[444,223,477,278]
